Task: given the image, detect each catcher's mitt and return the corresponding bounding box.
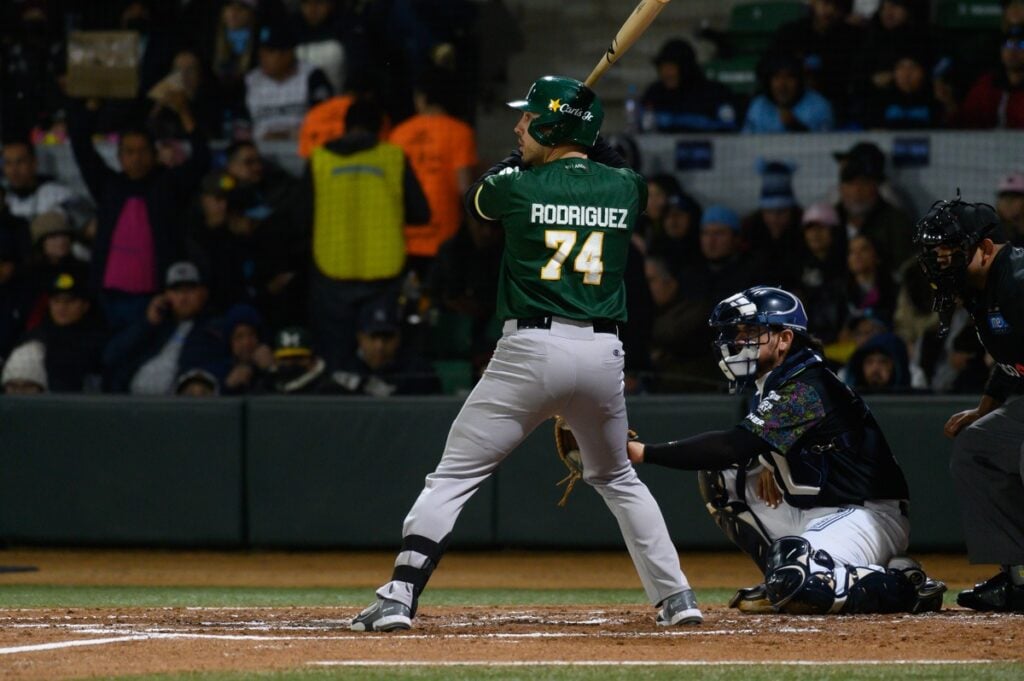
[553,416,639,507]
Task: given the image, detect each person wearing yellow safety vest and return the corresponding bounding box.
[300,97,429,370]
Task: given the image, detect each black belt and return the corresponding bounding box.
[516,316,619,334]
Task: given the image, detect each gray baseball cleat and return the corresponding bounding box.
[349,597,412,632]
[656,588,703,626]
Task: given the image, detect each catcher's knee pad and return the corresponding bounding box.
[698,470,771,572]
[764,536,839,614]
[391,533,451,616]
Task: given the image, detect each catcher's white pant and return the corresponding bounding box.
[725,465,909,568]
[376,317,691,608]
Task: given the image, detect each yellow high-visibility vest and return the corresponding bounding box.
[311,142,406,280]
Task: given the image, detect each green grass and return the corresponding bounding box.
[0,585,740,608]
[113,664,1024,681]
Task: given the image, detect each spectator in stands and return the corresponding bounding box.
[678,205,760,306]
[741,160,803,289]
[205,0,262,138]
[220,303,273,395]
[389,68,478,280]
[644,254,718,393]
[846,234,897,327]
[427,215,503,377]
[1,340,47,394]
[2,141,92,230]
[941,23,1024,128]
[844,331,914,392]
[0,0,66,140]
[918,311,990,394]
[332,299,441,396]
[0,227,31,360]
[24,210,83,313]
[175,368,220,396]
[302,97,429,369]
[643,174,701,268]
[223,141,298,221]
[147,50,223,141]
[120,0,177,97]
[640,38,740,132]
[828,312,889,366]
[104,261,228,394]
[21,263,105,393]
[742,53,835,133]
[261,326,330,394]
[833,142,914,270]
[0,185,32,263]
[292,0,346,92]
[893,257,938,360]
[795,202,848,344]
[995,171,1024,245]
[864,47,943,129]
[852,0,931,98]
[245,24,334,141]
[69,96,209,331]
[770,0,865,123]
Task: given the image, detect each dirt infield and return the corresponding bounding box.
[0,550,1022,679]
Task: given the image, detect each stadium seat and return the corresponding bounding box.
[433,359,473,396]
[727,1,808,55]
[935,0,1003,30]
[704,54,760,95]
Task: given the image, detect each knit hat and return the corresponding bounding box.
[700,205,741,232]
[29,210,71,245]
[1,341,47,391]
[757,159,797,210]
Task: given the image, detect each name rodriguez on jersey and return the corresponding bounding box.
[530,203,629,229]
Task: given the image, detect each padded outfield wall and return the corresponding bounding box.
[0,395,975,551]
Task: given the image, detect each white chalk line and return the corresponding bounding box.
[0,636,150,655]
[308,660,1001,668]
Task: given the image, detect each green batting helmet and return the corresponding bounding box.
[507,76,603,148]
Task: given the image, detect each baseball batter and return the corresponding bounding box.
[351,76,701,632]
[628,286,946,615]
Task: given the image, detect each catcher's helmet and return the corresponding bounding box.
[507,76,603,148]
[708,286,809,389]
[913,194,1000,336]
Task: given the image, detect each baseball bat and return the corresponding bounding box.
[584,0,671,88]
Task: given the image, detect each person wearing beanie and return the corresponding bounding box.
[742,52,835,133]
[2,340,47,394]
[639,38,740,132]
[742,160,804,289]
[677,204,764,308]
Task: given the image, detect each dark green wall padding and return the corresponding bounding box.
[0,395,978,551]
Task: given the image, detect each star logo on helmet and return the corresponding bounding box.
[548,99,561,112]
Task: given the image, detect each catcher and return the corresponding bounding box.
[623,285,947,615]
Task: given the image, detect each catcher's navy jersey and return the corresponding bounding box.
[740,348,909,509]
[967,245,1024,401]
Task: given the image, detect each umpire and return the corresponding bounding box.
[915,195,1024,612]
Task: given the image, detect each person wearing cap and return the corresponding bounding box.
[21,262,106,392]
[331,299,440,396]
[244,23,333,141]
[833,142,914,271]
[797,201,849,344]
[303,96,429,370]
[639,38,740,132]
[261,326,332,394]
[1,340,47,394]
[678,205,763,307]
[742,53,835,133]
[741,160,803,289]
[768,0,864,123]
[941,23,1024,129]
[175,367,220,397]
[68,71,210,331]
[103,261,228,394]
[996,172,1024,246]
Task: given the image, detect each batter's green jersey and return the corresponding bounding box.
[473,157,646,322]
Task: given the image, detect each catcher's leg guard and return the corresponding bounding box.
[390,533,451,616]
[698,470,772,572]
[764,536,839,614]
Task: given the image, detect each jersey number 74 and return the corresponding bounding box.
[540,230,604,285]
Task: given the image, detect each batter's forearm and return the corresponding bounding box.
[643,427,767,471]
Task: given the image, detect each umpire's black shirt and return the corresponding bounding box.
[968,245,1024,402]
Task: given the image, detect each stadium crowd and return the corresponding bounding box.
[0,0,1022,397]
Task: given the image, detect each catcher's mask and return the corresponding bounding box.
[913,193,999,337]
[709,286,809,392]
[507,76,603,148]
